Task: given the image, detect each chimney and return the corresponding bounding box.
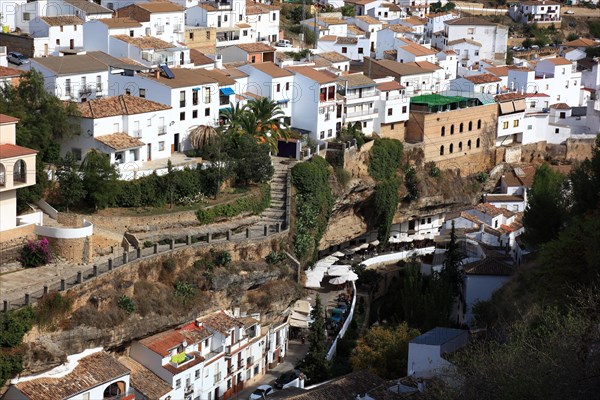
[154,69,160,79]
[214,54,223,70]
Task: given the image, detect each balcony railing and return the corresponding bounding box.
[169,353,195,368]
[79,87,92,96]
[173,24,182,32]
[132,129,142,137]
[344,91,377,100]
[155,25,164,34]
[158,125,167,135]
[345,108,379,118]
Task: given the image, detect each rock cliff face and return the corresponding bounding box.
[320,145,483,250]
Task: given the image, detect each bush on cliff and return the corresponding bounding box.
[196,184,270,224]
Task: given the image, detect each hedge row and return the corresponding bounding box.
[196,184,271,225]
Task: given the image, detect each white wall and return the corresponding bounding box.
[464,274,510,324]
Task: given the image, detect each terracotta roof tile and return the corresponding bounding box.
[339,73,376,88]
[76,95,170,118]
[0,144,37,159]
[464,257,513,276]
[385,24,413,33]
[464,73,502,84]
[550,102,571,109]
[319,35,337,41]
[473,203,505,217]
[132,1,185,13]
[97,17,142,28]
[543,57,573,66]
[13,352,129,400]
[382,2,402,11]
[448,38,482,47]
[245,0,279,15]
[199,311,244,334]
[112,35,174,49]
[315,51,350,63]
[63,0,113,14]
[286,66,338,84]
[502,166,536,187]
[347,24,366,35]
[249,62,293,78]
[139,321,212,357]
[0,114,19,124]
[236,42,276,53]
[446,16,501,26]
[485,65,510,77]
[96,133,145,150]
[376,80,404,91]
[402,16,427,26]
[39,15,84,26]
[141,67,218,88]
[190,49,214,65]
[118,357,172,399]
[562,37,597,48]
[355,15,381,24]
[0,66,23,77]
[336,37,358,45]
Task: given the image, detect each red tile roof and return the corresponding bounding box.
[95,133,145,150]
[0,114,19,124]
[199,311,244,334]
[76,95,171,118]
[464,73,502,84]
[376,80,404,91]
[139,322,212,357]
[543,57,572,66]
[0,144,37,159]
[0,66,24,77]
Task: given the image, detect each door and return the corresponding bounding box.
[69,39,74,49]
[173,133,179,153]
[217,15,221,28]
[147,144,151,161]
[44,43,48,56]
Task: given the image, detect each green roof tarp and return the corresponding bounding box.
[410,94,470,107]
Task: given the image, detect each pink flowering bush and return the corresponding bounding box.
[19,237,52,268]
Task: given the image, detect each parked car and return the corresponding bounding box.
[275,370,301,389]
[7,52,29,65]
[564,10,575,14]
[249,385,274,400]
[275,39,292,48]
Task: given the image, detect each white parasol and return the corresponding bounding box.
[370,240,380,246]
[344,271,359,281]
[331,251,345,257]
[329,276,347,285]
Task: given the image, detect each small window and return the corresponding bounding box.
[23,12,30,21]
[243,30,248,37]
[468,139,472,149]
[72,148,82,161]
[251,55,256,63]
[402,106,407,113]
[503,121,509,129]
[176,379,181,389]
[129,30,134,37]
[193,110,198,118]
[474,50,479,56]
[387,108,392,116]
[286,82,290,91]
[390,123,395,130]
[195,370,201,380]
[159,141,165,151]
[60,26,64,32]
[328,129,333,137]
[459,122,464,133]
[272,12,277,21]
[513,120,519,127]
[56,39,60,45]
[320,131,325,139]
[180,112,185,121]
[189,32,194,40]
[476,138,480,148]
[449,143,454,153]
[125,88,131,95]
[239,14,243,21]
[358,48,364,54]
[205,108,210,116]
[139,88,146,98]
[341,47,348,54]
[206,31,210,39]
[147,118,151,127]
[276,83,281,92]
[458,141,463,151]
[450,124,454,135]
[224,15,228,22]
[441,126,445,137]
[468,121,473,131]
[477,119,482,129]
[427,217,431,224]
[440,145,444,155]
[555,128,560,134]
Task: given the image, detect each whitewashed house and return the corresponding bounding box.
[463,258,513,324]
[397,16,429,45]
[560,38,598,61]
[495,94,526,148]
[82,17,146,53]
[318,36,371,62]
[237,62,294,123]
[245,0,281,44]
[351,15,383,55]
[407,327,468,378]
[116,1,186,44]
[395,0,434,18]
[312,52,351,72]
[436,50,458,85]
[109,67,228,153]
[286,65,342,142]
[186,0,255,48]
[25,15,85,56]
[433,17,508,68]
[509,0,561,25]
[394,37,437,64]
[109,35,192,68]
[450,73,503,95]
[373,78,410,135]
[424,11,459,42]
[30,53,110,101]
[0,115,38,235]
[375,24,414,59]
[62,95,172,175]
[343,0,382,17]
[5,349,134,400]
[338,72,379,135]
[368,2,404,22]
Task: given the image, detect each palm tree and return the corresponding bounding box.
[219,102,246,134]
[188,125,217,153]
[245,98,290,153]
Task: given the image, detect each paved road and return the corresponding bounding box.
[235,339,309,400]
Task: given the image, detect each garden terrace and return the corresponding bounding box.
[409,94,482,113]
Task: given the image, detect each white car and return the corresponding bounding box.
[249,385,273,400]
[275,40,292,48]
[564,10,574,14]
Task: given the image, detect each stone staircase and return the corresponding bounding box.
[258,157,295,226]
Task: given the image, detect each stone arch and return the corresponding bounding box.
[13,159,26,184]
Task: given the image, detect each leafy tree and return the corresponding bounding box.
[351,323,420,379]
[302,25,317,47]
[441,222,465,295]
[506,50,514,65]
[117,295,136,314]
[339,123,366,149]
[80,149,120,210]
[340,4,355,16]
[219,102,247,134]
[569,135,600,215]
[404,166,420,201]
[0,70,79,163]
[56,152,86,211]
[522,37,533,48]
[374,179,400,245]
[288,5,313,24]
[245,98,290,153]
[225,132,274,186]
[368,138,403,181]
[298,294,330,383]
[523,164,568,246]
[566,33,579,41]
[189,124,218,154]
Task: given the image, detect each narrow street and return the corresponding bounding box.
[235,339,309,400]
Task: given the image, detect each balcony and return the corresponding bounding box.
[345,108,378,118]
[184,385,194,396]
[158,125,167,135]
[79,87,92,96]
[173,24,182,32]
[132,129,142,137]
[155,25,164,34]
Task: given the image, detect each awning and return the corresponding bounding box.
[220,87,235,96]
[192,87,201,91]
[277,99,290,103]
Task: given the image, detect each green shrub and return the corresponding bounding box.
[196,184,270,224]
[404,166,420,201]
[368,138,403,181]
[163,258,176,272]
[426,162,441,178]
[335,167,351,188]
[143,241,153,248]
[0,307,35,348]
[214,251,232,267]
[174,281,194,300]
[374,179,400,245]
[266,251,287,264]
[117,295,136,314]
